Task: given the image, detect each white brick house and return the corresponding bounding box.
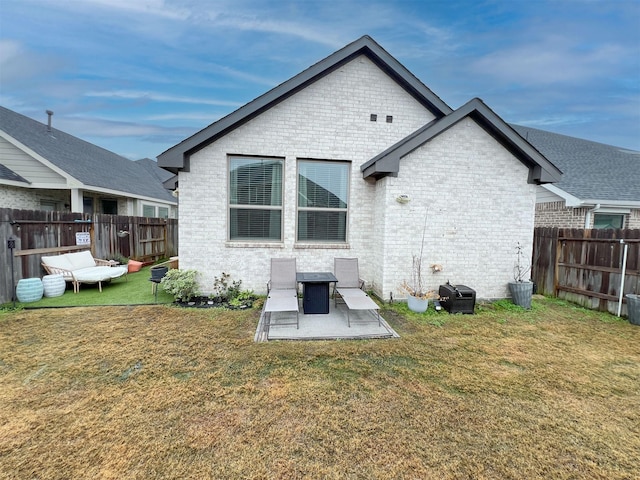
[158,36,561,300]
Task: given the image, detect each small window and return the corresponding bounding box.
[229,157,283,241]
[102,199,118,215]
[158,207,169,219]
[297,160,349,242]
[593,214,624,229]
[142,205,156,218]
[83,197,94,214]
[40,200,56,212]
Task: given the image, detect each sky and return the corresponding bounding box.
[1,0,639,161]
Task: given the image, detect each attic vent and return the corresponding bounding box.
[46,110,54,133]
[386,115,393,123]
[370,114,377,122]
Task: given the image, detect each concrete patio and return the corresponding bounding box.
[255,301,400,342]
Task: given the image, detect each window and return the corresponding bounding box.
[40,200,56,212]
[142,204,156,217]
[593,214,624,229]
[297,160,349,242]
[83,197,93,214]
[102,199,118,215]
[158,207,169,219]
[229,157,283,241]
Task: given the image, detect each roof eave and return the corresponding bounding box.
[362,98,563,184]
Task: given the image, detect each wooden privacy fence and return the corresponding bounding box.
[1,208,178,304]
[533,227,640,315]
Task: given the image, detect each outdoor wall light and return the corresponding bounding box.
[396,194,410,204]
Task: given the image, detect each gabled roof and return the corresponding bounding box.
[0,106,175,203]
[511,125,640,202]
[157,35,453,173]
[0,163,29,184]
[361,98,563,184]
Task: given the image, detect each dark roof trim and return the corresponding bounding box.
[361,98,563,184]
[157,35,452,173]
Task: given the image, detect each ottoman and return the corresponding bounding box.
[16,278,44,303]
[43,274,66,297]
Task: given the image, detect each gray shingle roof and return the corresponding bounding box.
[0,106,175,203]
[512,125,640,202]
[0,163,29,183]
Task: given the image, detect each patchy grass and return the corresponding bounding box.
[0,298,638,479]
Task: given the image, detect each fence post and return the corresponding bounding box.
[617,241,628,317]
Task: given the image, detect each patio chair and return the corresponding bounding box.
[333,258,380,327]
[265,258,299,329]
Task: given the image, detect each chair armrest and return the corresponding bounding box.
[41,263,76,281]
[94,258,113,266]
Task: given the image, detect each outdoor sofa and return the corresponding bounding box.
[41,250,128,293]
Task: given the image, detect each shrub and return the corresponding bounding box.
[160,269,199,302]
[212,272,243,303]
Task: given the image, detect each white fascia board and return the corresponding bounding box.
[540,185,640,209]
[83,184,178,206]
[540,184,582,207]
[581,200,640,209]
[0,130,79,183]
[0,179,31,187]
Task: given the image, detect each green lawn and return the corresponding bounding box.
[0,298,638,479]
[7,265,174,307]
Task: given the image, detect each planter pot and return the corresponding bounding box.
[150,265,168,281]
[16,278,44,303]
[407,294,429,313]
[626,294,640,326]
[509,281,533,309]
[43,274,66,297]
[128,260,143,273]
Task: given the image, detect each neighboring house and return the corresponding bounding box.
[158,35,561,300]
[0,106,177,218]
[511,125,640,229]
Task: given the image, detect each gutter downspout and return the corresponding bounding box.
[584,203,601,229]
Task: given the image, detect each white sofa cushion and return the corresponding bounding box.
[73,266,123,284]
[42,255,74,271]
[65,251,97,270]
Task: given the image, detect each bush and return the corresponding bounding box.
[160,269,199,302]
[212,272,243,303]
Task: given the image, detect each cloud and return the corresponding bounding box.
[50,0,190,20]
[0,39,63,85]
[470,36,629,86]
[84,90,243,108]
[57,115,193,138]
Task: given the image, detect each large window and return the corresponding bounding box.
[593,214,624,229]
[297,160,349,242]
[229,157,283,241]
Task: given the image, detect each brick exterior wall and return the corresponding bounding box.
[535,201,640,229]
[177,55,537,300]
[535,201,588,228]
[0,185,69,210]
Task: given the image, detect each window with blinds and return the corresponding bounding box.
[297,160,349,242]
[229,157,283,241]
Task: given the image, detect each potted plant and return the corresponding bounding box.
[509,242,533,309]
[625,293,640,326]
[401,210,437,312]
[401,255,437,312]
